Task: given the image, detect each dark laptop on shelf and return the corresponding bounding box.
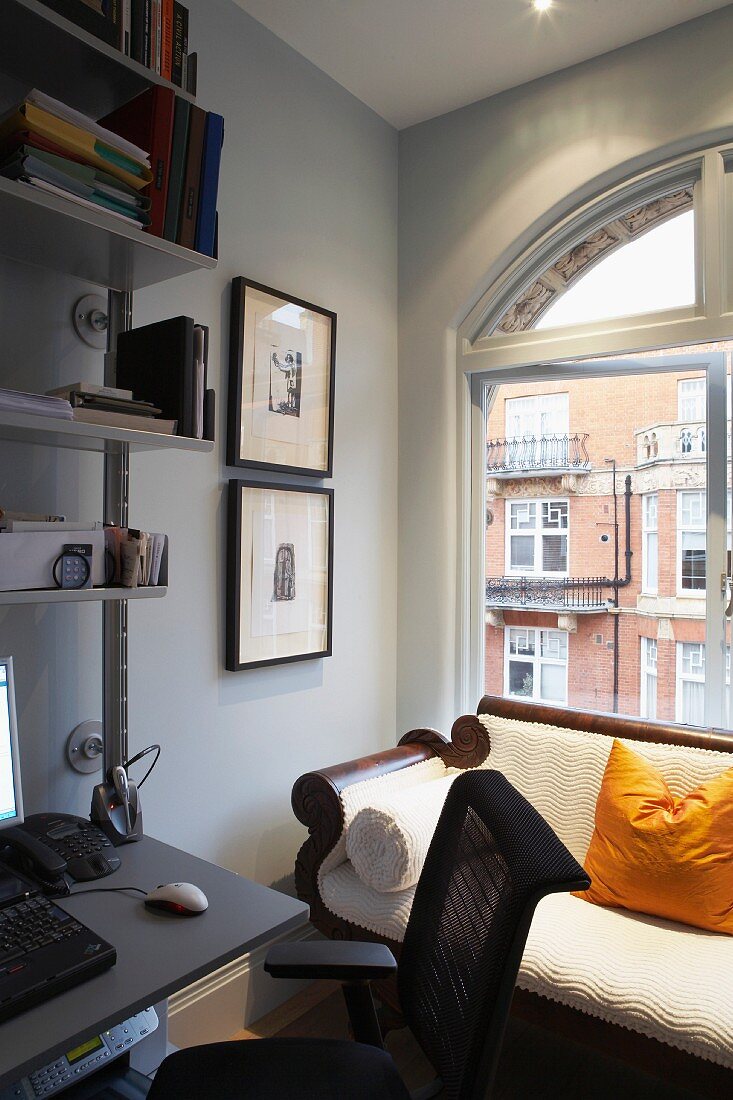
[0,657,116,1024]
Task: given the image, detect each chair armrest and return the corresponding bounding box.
[265,940,398,982]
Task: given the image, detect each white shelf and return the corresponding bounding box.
[0,586,168,606]
[0,409,214,454]
[2,0,196,117]
[0,177,216,292]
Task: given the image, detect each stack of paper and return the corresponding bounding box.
[0,90,152,227]
[0,388,73,420]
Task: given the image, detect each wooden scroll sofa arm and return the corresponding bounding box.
[291,714,489,939]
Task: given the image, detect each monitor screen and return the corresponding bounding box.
[0,658,22,829]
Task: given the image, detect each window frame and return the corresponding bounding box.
[640,636,658,720]
[641,492,658,595]
[505,497,569,577]
[675,641,706,726]
[504,626,568,705]
[677,489,707,597]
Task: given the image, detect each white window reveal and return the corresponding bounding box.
[640,637,657,720]
[641,493,658,594]
[677,490,706,593]
[507,498,569,575]
[676,642,705,726]
[505,628,568,705]
[678,377,705,422]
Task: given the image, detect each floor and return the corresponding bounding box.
[232,983,714,1099]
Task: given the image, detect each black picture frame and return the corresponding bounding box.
[227,278,336,477]
[226,479,334,672]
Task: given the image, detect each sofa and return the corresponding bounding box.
[292,697,733,1093]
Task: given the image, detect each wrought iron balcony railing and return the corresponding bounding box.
[486,575,610,612]
[486,433,590,474]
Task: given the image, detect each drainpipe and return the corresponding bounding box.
[605,467,633,713]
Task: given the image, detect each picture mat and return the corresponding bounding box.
[238,486,329,664]
[239,286,331,471]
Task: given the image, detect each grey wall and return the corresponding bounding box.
[397,6,733,735]
[0,0,398,889]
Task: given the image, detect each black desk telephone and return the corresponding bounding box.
[0,813,121,890]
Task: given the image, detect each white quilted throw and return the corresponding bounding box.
[346,774,456,892]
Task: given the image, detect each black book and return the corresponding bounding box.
[130,0,146,63]
[163,96,190,242]
[171,3,188,88]
[116,316,195,437]
[38,0,120,48]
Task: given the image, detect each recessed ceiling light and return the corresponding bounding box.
[533,0,553,11]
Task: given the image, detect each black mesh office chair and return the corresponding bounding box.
[148,770,589,1100]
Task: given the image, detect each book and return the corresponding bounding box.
[68,392,161,416]
[131,0,146,63]
[177,104,205,248]
[38,1,121,48]
[47,382,134,400]
[195,113,224,257]
[186,52,197,97]
[0,93,152,192]
[161,0,174,80]
[101,87,175,238]
[151,0,161,74]
[172,3,188,88]
[71,408,177,433]
[26,90,149,166]
[203,388,215,443]
[163,96,190,241]
[120,0,132,54]
[116,316,195,436]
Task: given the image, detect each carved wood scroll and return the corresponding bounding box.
[292,714,491,938]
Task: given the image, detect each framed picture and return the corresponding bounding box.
[226,479,334,671]
[228,278,336,477]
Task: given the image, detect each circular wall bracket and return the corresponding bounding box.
[66,721,104,774]
[72,295,108,349]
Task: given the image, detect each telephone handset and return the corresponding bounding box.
[0,813,121,889]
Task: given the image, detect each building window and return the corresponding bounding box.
[676,642,705,726]
[642,493,658,594]
[640,638,657,720]
[505,393,569,439]
[678,378,705,422]
[679,428,693,454]
[505,628,568,704]
[677,490,706,593]
[506,499,568,575]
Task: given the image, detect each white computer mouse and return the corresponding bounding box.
[144,882,209,916]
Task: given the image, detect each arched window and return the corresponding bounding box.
[493,191,695,335]
[463,149,733,733]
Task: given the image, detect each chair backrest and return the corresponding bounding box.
[398,769,589,1100]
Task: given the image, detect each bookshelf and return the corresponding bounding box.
[2,0,196,117]
[0,176,216,292]
[0,409,214,453]
[0,585,168,606]
[0,3,219,774]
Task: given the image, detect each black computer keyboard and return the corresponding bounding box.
[0,893,116,1022]
[0,895,83,964]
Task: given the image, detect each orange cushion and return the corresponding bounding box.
[574,739,733,934]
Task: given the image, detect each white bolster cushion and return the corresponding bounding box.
[345,774,456,893]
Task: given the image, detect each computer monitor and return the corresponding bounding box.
[0,657,23,830]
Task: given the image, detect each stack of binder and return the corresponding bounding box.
[116,316,214,440]
[102,88,224,254]
[0,90,152,227]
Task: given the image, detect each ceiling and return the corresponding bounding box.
[233,0,732,129]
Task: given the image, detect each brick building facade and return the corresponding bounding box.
[483,344,730,722]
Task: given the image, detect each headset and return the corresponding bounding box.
[90,745,160,846]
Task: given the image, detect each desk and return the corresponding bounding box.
[0,837,309,1090]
